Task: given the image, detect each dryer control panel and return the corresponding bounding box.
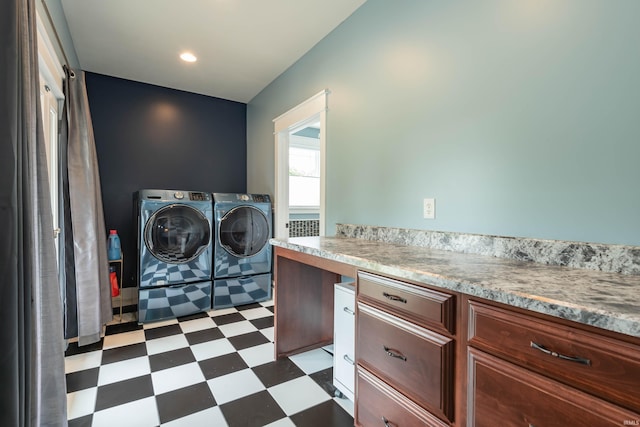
[213,193,271,204]
[252,194,271,203]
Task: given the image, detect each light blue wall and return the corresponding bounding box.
[247,0,640,246]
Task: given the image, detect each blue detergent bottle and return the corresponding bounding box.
[107,229,121,261]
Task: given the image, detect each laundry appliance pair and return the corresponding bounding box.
[135,190,272,323]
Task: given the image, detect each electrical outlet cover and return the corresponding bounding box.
[423,198,435,219]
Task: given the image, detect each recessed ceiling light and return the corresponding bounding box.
[180,52,197,63]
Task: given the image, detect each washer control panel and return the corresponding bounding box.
[189,192,210,201]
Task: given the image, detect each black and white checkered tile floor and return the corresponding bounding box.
[65,300,354,427]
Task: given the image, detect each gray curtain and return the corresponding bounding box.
[61,68,112,346]
[0,0,67,425]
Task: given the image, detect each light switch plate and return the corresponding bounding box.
[423,198,435,219]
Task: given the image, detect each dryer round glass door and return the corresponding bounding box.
[144,204,211,263]
[219,206,269,258]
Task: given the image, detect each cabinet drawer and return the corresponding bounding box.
[468,348,639,427]
[468,300,640,413]
[357,303,454,421]
[356,368,449,427]
[358,271,454,334]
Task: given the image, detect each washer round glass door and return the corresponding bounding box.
[219,206,269,258]
[144,204,211,263]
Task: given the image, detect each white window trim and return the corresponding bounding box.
[273,90,328,238]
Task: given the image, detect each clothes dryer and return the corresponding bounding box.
[212,193,272,309]
[135,189,213,323]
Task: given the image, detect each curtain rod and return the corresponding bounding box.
[41,0,71,70]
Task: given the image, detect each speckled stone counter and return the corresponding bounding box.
[270,236,640,338]
[336,224,640,275]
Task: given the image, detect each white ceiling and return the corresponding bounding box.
[60,0,367,103]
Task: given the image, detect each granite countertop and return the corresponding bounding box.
[270,236,640,339]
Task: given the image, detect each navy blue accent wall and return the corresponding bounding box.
[86,72,246,287]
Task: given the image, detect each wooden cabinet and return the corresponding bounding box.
[467,298,640,425]
[355,271,456,426]
[468,348,638,427]
[333,282,356,401]
[358,304,454,419]
[273,245,640,427]
[357,367,449,427]
[358,271,455,335]
[273,249,355,358]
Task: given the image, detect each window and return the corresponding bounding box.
[40,78,59,243]
[37,12,64,263]
[289,133,320,213]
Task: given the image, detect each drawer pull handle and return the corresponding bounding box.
[383,345,407,362]
[382,292,407,304]
[381,416,395,427]
[343,306,355,315]
[530,341,591,366]
[343,354,355,365]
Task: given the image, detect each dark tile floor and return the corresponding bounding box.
[65,300,354,426]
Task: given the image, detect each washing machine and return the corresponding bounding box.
[136,189,213,323]
[212,193,272,309]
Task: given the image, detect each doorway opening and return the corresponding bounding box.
[273,90,328,239]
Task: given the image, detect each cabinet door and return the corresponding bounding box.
[334,283,355,400]
[468,348,639,427]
